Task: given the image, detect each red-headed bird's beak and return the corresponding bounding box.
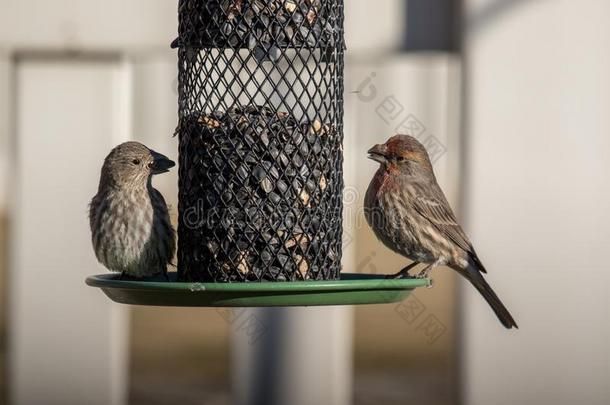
[367,143,388,163]
[149,150,175,175]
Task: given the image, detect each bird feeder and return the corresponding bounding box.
[87,0,428,306]
[175,0,345,282]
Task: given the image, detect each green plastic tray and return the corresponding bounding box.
[85,273,428,307]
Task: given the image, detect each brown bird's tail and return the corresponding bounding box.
[458,263,518,329]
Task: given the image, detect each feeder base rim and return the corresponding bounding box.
[85,272,428,307]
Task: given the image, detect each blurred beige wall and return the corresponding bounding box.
[10,57,131,405]
[0,0,175,50]
[462,1,610,404]
[0,1,176,404]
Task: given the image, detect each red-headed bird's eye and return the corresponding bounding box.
[148,162,154,168]
[132,159,140,165]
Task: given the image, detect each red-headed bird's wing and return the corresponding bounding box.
[410,182,487,273]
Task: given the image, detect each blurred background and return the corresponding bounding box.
[0,0,609,404]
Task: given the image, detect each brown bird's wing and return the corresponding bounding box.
[151,188,176,267]
[411,183,487,273]
[408,184,515,327]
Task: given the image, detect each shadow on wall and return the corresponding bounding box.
[466,0,533,34]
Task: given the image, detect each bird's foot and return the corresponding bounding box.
[387,272,416,280]
[416,264,433,278]
[386,262,419,279]
[164,273,170,282]
[412,265,435,288]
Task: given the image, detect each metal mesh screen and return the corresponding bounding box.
[175,0,345,282]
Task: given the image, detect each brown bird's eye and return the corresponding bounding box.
[132,159,141,165]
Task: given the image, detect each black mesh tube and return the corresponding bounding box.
[175,0,345,282]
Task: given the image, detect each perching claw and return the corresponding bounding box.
[416,264,434,279]
[387,262,419,279]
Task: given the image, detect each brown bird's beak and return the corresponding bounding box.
[149,150,175,174]
[367,143,388,163]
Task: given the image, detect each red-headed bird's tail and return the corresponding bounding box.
[457,262,518,329]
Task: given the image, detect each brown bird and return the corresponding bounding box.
[364,135,517,329]
[89,142,176,279]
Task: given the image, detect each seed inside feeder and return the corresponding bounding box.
[199,116,221,128]
[284,1,297,13]
[299,189,310,206]
[180,105,340,281]
[174,0,340,60]
[285,233,311,249]
[319,174,327,190]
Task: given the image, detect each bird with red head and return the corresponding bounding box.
[365,135,517,329]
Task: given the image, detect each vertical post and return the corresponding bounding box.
[9,55,129,405]
[232,306,352,405]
